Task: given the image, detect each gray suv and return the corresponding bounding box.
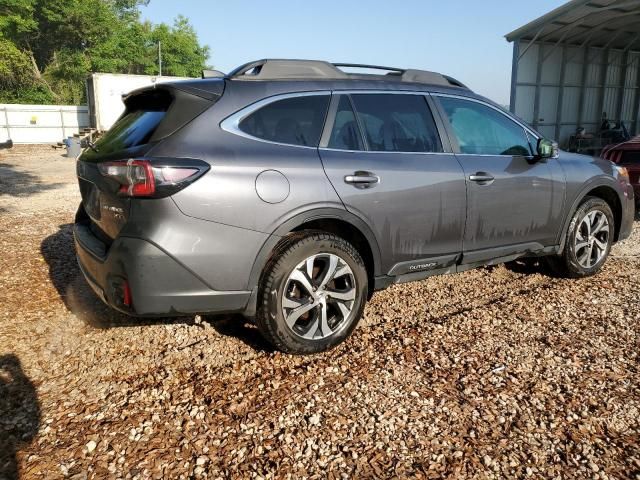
[74,59,635,353]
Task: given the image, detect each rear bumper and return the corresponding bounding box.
[74,222,251,316]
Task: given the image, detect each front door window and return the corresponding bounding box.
[439,97,532,156]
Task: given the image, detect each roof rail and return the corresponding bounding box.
[226,59,468,89]
[228,59,348,80]
[332,63,405,74]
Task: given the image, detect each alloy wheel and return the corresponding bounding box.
[574,209,609,269]
[282,253,357,340]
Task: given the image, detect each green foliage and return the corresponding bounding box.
[148,16,210,77]
[90,20,154,74]
[32,0,116,63]
[0,83,55,104]
[44,49,91,104]
[0,0,209,105]
[0,0,37,45]
[0,37,32,87]
[0,37,55,103]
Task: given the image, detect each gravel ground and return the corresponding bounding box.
[1,145,639,479]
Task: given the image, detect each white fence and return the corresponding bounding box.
[0,104,90,144]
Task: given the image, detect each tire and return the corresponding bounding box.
[546,196,614,278]
[256,231,368,354]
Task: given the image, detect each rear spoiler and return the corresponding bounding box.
[122,78,225,103]
[117,81,224,144]
[202,69,225,79]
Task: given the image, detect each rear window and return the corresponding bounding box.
[89,90,172,157]
[239,95,330,147]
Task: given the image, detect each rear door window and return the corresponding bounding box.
[328,95,364,151]
[239,95,330,147]
[350,94,443,153]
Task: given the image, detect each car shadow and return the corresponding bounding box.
[0,162,64,197]
[40,223,273,352]
[0,161,65,215]
[0,354,41,480]
[202,314,275,353]
[503,258,548,276]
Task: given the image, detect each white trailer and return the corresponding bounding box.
[86,73,193,132]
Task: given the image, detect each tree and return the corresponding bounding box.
[43,49,90,104]
[107,0,149,20]
[89,20,153,74]
[0,0,210,104]
[0,0,37,46]
[0,37,54,103]
[148,16,210,77]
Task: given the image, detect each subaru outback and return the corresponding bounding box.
[74,59,635,354]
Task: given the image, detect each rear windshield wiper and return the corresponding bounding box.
[86,140,99,153]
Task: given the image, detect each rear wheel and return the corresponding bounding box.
[256,231,368,354]
[547,197,614,278]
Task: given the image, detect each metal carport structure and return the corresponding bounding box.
[506,0,640,151]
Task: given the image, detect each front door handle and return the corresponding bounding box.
[469,172,495,184]
[344,171,380,188]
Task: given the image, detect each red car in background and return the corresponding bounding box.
[602,137,640,207]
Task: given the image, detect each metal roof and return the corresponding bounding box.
[505,0,640,50]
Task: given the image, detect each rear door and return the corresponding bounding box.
[433,95,565,262]
[318,92,467,275]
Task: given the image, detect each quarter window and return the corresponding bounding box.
[350,94,443,153]
[239,95,330,147]
[439,97,533,156]
[328,95,364,151]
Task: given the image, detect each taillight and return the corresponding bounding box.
[98,158,208,198]
[159,166,200,183]
[99,159,156,196]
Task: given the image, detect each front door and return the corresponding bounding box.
[434,95,565,263]
[318,92,467,275]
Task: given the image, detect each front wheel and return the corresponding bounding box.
[546,196,614,278]
[256,231,368,354]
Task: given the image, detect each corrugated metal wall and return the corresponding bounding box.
[511,40,640,147]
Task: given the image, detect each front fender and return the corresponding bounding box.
[557,176,626,252]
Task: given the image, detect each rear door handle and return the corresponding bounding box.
[344,171,380,188]
[469,173,495,184]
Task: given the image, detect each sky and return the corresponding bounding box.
[141,0,567,105]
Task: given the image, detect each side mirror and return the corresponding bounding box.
[537,138,558,160]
